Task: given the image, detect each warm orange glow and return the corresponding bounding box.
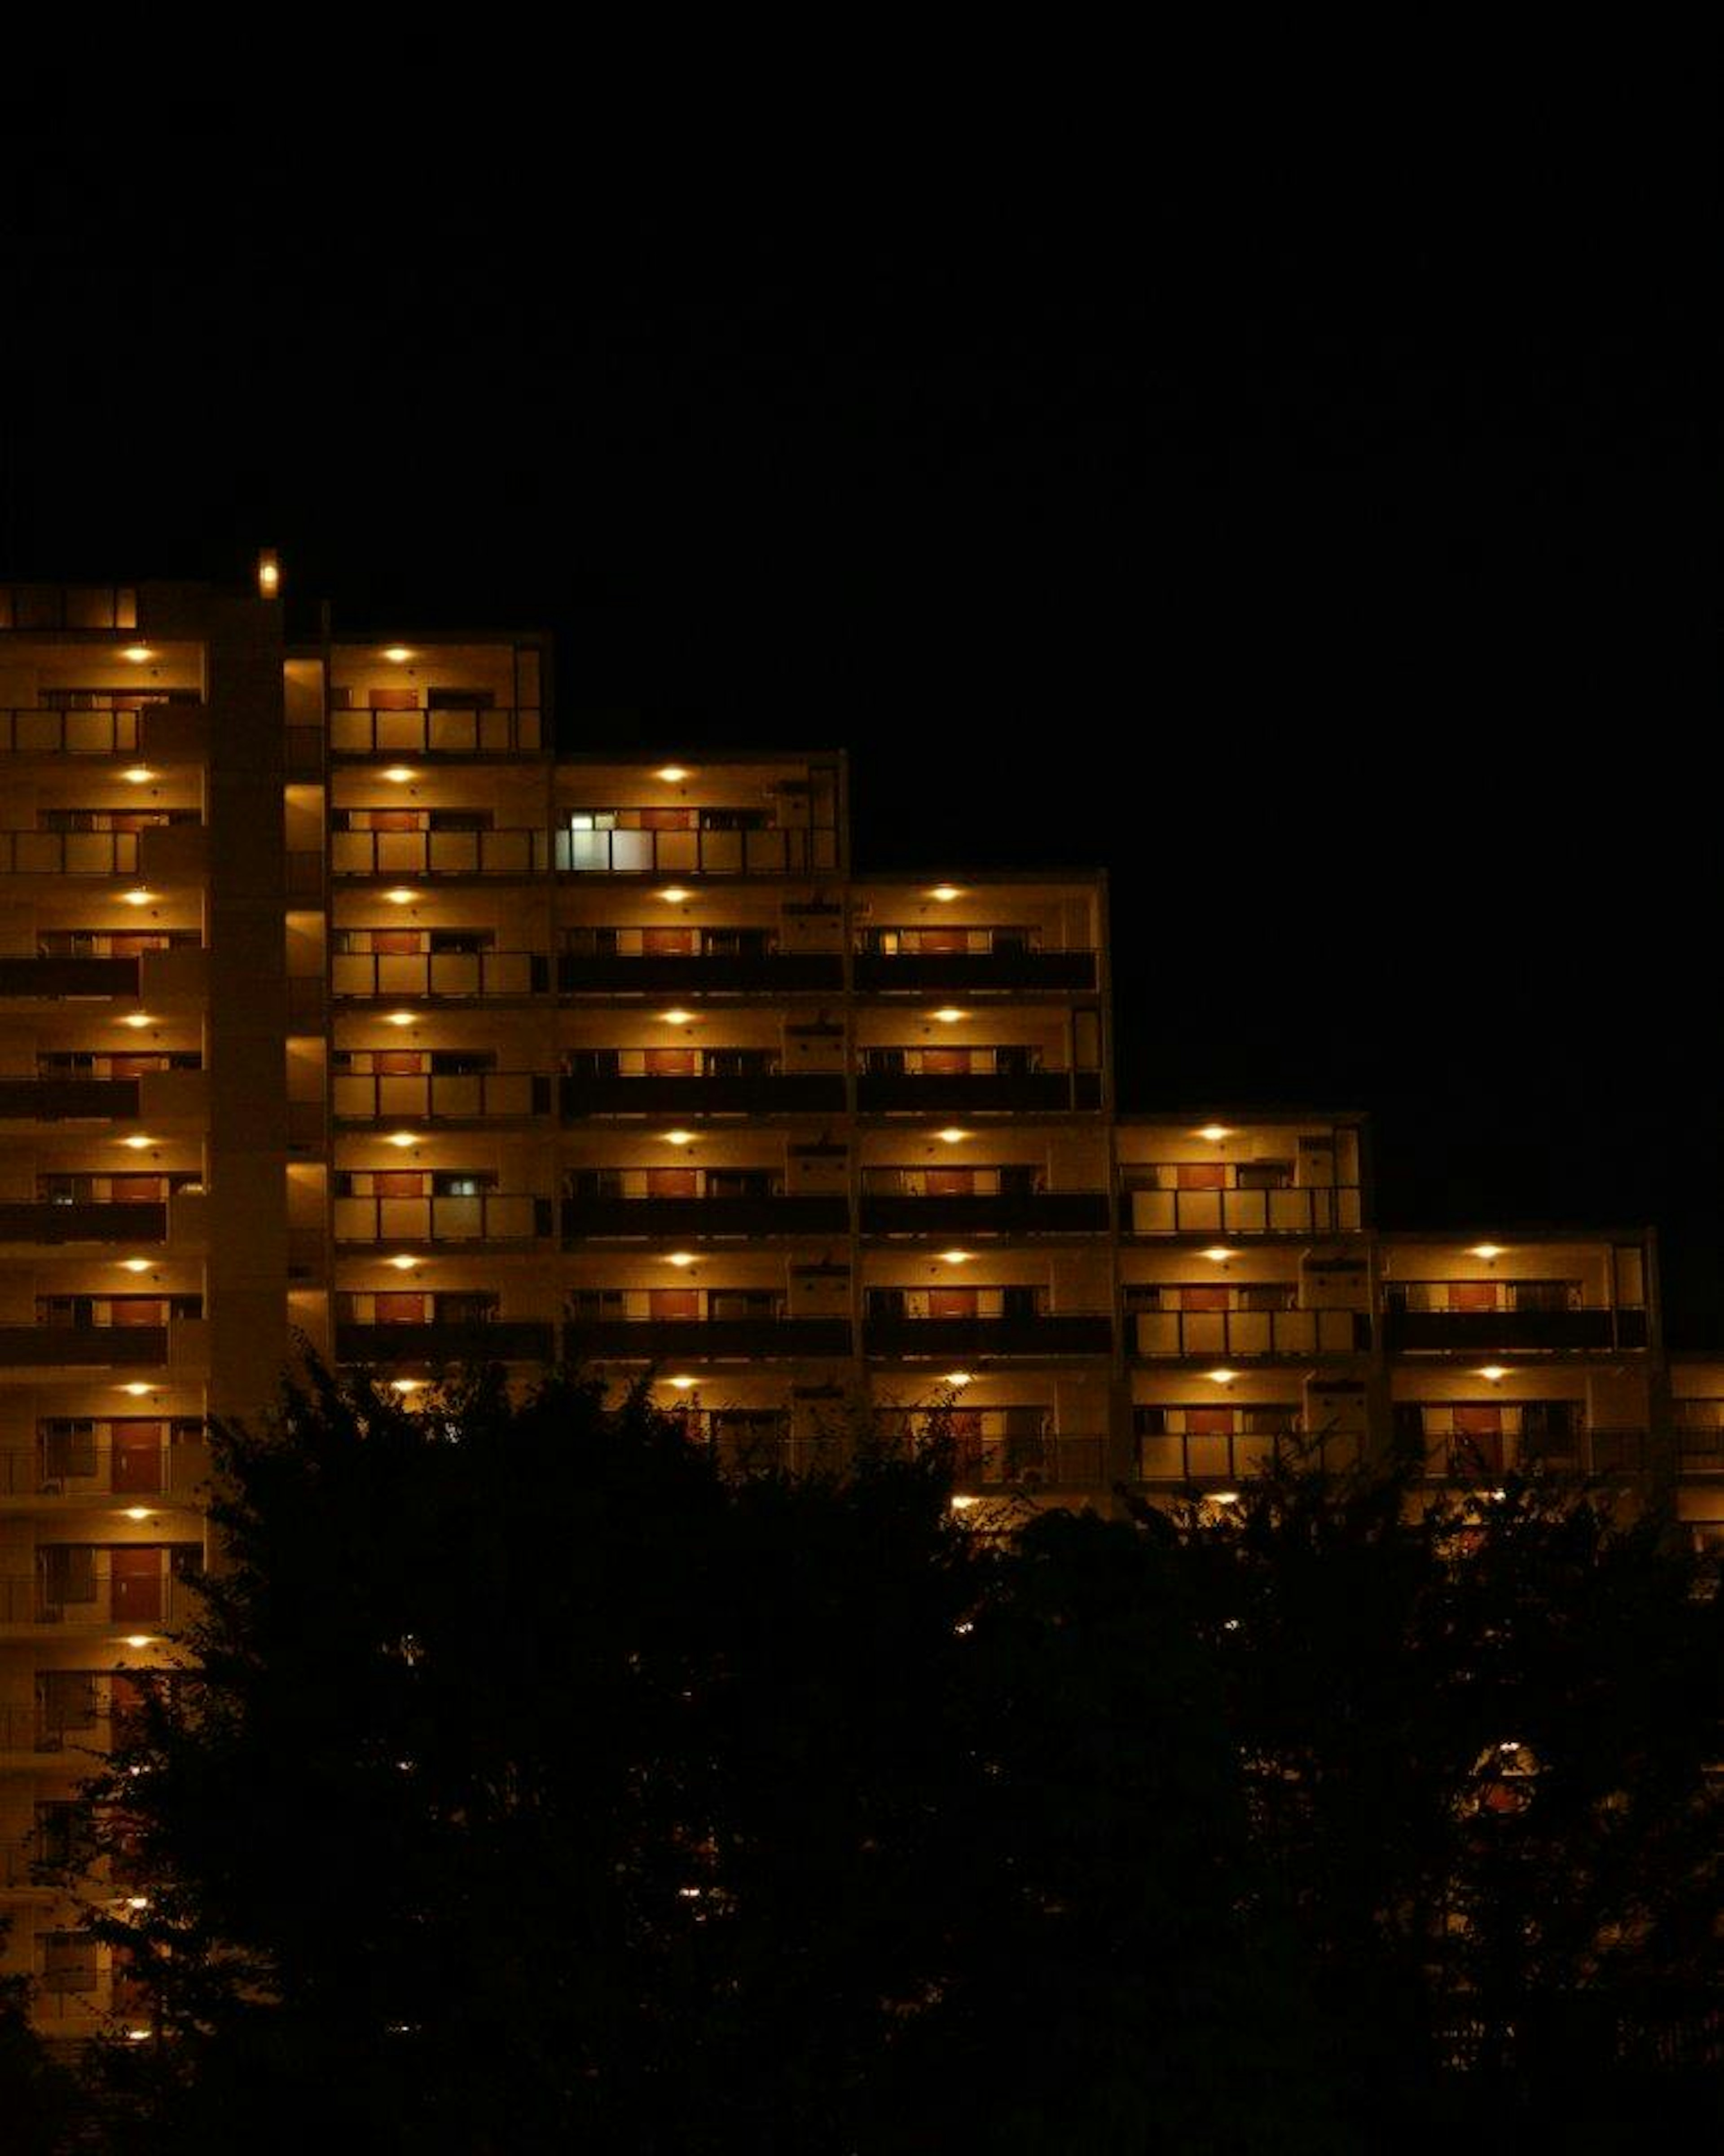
[121,766,155,785]
[660,1009,695,1026]
[1208,1368,1237,1385]
[659,886,693,904]
[667,1376,697,1392]
[119,889,154,907]
[383,646,413,664]
[124,1635,155,1649]
[1478,1365,1508,1383]
[118,1012,154,1028]
[121,645,153,664]
[1469,1243,1504,1261]
[257,550,281,596]
[944,1371,973,1387]
[950,1494,980,1511]
[656,765,690,783]
[1210,1490,1241,1506]
[1201,1247,1232,1263]
[932,1007,966,1024]
[385,1132,420,1149]
[382,766,415,784]
[384,1010,418,1027]
[662,1129,696,1146]
[390,1378,425,1395]
[936,1128,968,1144]
[386,1255,420,1271]
[928,885,960,903]
[123,1508,151,1521]
[119,1136,157,1151]
[1196,1123,1232,1142]
[939,1249,972,1265]
[383,887,418,906]
[117,1259,153,1274]
[664,1252,698,1269]
[119,1383,154,1398]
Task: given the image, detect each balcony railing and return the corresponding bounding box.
[560,1195,851,1240]
[329,706,544,757]
[0,1325,169,1367]
[556,827,839,877]
[335,1321,558,1367]
[330,950,549,1000]
[330,829,551,877]
[559,1073,847,1116]
[332,1194,553,1245]
[556,951,845,994]
[0,830,144,875]
[852,949,1098,992]
[0,705,145,755]
[861,1192,1110,1236]
[954,1433,1107,1487]
[1421,1426,1652,1479]
[566,1317,853,1361]
[0,1440,196,1499]
[1382,1307,1647,1352]
[0,1201,167,1244]
[1133,1424,1367,1485]
[0,1565,197,1629]
[864,1314,1114,1358]
[0,1078,141,1121]
[331,1071,551,1123]
[1130,1309,1368,1358]
[857,1072,1103,1113]
[1675,1423,1724,1470]
[0,956,140,999]
[1124,1186,1364,1235]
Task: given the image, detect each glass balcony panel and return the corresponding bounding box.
[1130,1190,1174,1233]
[376,953,428,994]
[377,1196,431,1240]
[658,830,700,872]
[1178,1191,1223,1232]
[427,832,478,874]
[1269,1188,1317,1231]
[1183,1311,1227,1354]
[1134,1312,1179,1355]
[1221,1189,1267,1232]
[1229,1311,1272,1356]
[377,1074,428,1116]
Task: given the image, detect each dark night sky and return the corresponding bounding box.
[1,124,1715,1334]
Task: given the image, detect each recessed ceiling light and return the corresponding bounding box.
[386,1255,420,1271]
[382,646,413,664]
[118,1135,156,1151]
[656,765,690,783]
[383,888,418,906]
[119,889,154,907]
[929,885,960,903]
[939,1249,972,1265]
[660,1009,695,1025]
[384,1011,417,1027]
[936,1127,968,1144]
[117,1258,152,1273]
[118,1012,154,1029]
[662,1129,696,1146]
[1478,1365,1508,1383]
[1208,1368,1237,1385]
[945,1371,972,1387]
[1201,1247,1233,1262]
[664,1252,697,1268]
[932,1007,965,1024]
[121,767,155,785]
[382,766,415,784]
[1469,1243,1504,1261]
[1196,1124,1232,1142]
[385,1132,420,1149]
[659,886,692,904]
[121,646,153,665]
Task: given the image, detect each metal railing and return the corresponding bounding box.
[0,830,145,874]
[329,706,544,756]
[556,826,840,876]
[852,948,1099,992]
[1423,1426,1652,1478]
[1382,1307,1647,1352]
[1124,1185,1365,1235]
[330,829,551,877]
[330,949,548,999]
[0,1564,196,1628]
[331,1071,550,1122]
[864,1314,1115,1357]
[0,1442,189,1499]
[332,1193,553,1245]
[1129,1309,1367,1358]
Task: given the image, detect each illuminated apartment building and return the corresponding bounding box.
[0,570,1715,2035]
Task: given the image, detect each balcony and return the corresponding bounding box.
[330,829,551,878]
[861,1192,1109,1236]
[864,1314,1114,1358]
[565,1318,853,1361]
[0,957,139,1000]
[332,1071,552,1123]
[555,826,838,877]
[1130,1309,1368,1358]
[1133,1424,1364,1485]
[1675,1423,1724,1473]
[332,1194,553,1245]
[0,1078,139,1121]
[329,706,544,757]
[0,830,143,875]
[335,1321,558,1367]
[954,1433,1107,1487]
[560,1195,850,1240]
[856,1072,1103,1114]
[559,1073,847,1117]
[0,1201,166,1245]
[556,951,844,994]
[1124,1186,1364,1235]
[330,950,549,1000]
[1382,1307,1646,1353]
[853,949,1098,993]
[1420,1426,1652,1479]
[0,703,198,757]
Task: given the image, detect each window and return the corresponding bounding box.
[432,1172,496,1198]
